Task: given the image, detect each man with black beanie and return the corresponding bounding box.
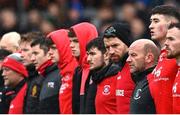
[103,23,135,113]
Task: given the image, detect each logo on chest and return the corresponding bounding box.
[47,82,55,88]
[102,85,111,95]
[134,89,142,100]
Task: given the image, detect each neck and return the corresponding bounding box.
[159,38,166,49]
[177,56,180,66]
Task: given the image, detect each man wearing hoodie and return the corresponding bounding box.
[30,37,61,113]
[68,22,98,114]
[103,23,135,113]
[47,29,78,114]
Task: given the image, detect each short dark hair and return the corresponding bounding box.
[86,37,106,54]
[31,37,49,54]
[151,5,180,22]
[21,31,44,43]
[45,37,55,48]
[68,28,76,37]
[168,23,180,30]
[0,49,12,61]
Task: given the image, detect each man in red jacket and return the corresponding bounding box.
[103,23,135,113]
[148,5,179,113]
[1,53,28,114]
[164,23,180,113]
[68,22,98,114]
[47,29,78,114]
[86,37,120,114]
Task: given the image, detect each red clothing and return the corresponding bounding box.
[8,83,27,114]
[116,63,135,113]
[149,49,178,113]
[71,22,98,95]
[95,72,119,114]
[172,66,180,113]
[48,29,78,113]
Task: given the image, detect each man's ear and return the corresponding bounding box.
[145,52,154,64]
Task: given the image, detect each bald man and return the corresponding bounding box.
[127,39,160,114]
[0,32,21,52]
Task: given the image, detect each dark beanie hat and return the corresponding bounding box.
[103,23,133,47]
[2,53,28,77]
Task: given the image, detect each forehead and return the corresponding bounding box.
[129,42,144,52]
[31,44,41,51]
[69,36,78,41]
[150,14,167,20]
[167,28,180,38]
[88,47,100,52]
[20,41,31,46]
[104,37,125,45]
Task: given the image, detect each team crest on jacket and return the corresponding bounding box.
[102,85,110,95]
[134,89,142,100]
[31,85,37,97]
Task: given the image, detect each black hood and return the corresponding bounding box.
[92,63,119,84]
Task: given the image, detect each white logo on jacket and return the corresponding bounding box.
[47,82,55,88]
[116,89,124,96]
[117,75,121,80]
[173,82,178,93]
[134,89,142,100]
[102,85,110,95]
[10,104,14,109]
[60,83,69,94]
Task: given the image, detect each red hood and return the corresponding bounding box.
[71,22,98,67]
[47,29,78,76]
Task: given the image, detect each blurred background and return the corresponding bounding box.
[0,0,179,39]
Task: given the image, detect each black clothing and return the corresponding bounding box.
[2,79,26,114]
[72,66,81,114]
[92,63,120,84]
[38,63,61,114]
[23,64,42,114]
[130,67,156,114]
[0,70,6,113]
[72,63,120,114]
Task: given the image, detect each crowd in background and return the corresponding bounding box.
[0,0,179,37]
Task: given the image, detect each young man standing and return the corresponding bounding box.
[47,29,78,114]
[149,5,180,113]
[127,39,160,113]
[164,23,180,113]
[20,32,44,114]
[86,37,120,113]
[68,22,98,114]
[30,38,61,113]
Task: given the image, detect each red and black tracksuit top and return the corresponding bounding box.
[149,49,178,113]
[36,60,61,113]
[48,29,78,114]
[7,79,27,114]
[130,66,156,114]
[71,22,98,114]
[172,66,180,113]
[92,63,120,114]
[116,54,135,113]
